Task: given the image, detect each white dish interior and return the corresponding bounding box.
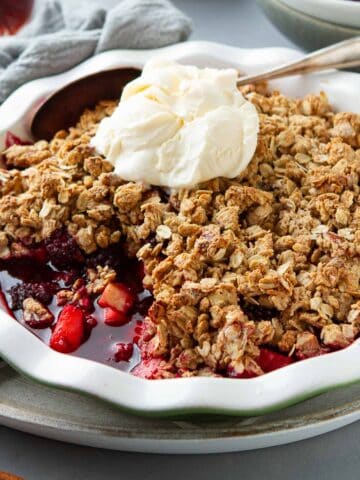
[0,41,359,415]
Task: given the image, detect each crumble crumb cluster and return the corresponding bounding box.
[1,85,360,378]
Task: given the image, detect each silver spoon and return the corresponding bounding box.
[236,36,360,86]
[31,37,360,141]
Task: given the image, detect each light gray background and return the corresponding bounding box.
[1,1,359,479]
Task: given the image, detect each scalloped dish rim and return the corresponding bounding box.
[0,41,359,416]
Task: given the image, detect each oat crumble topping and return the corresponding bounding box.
[1,85,360,379]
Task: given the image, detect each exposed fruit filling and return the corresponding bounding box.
[0,82,359,379]
[0,229,151,371]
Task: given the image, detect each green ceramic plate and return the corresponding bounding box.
[0,361,359,453]
[0,42,359,427]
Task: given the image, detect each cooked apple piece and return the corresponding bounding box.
[98,282,134,314]
[103,307,130,326]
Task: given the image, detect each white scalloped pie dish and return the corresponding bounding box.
[0,41,359,416]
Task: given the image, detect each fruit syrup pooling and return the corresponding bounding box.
[0,229,153,372]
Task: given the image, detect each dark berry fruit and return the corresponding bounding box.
[10,281,58,309]
[86,244,125,273]
[45,229,84,270]
[53,270,77,286]
[135,294,153,316]
[241,302,278,321]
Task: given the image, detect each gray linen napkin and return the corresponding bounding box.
[0,0,192,104]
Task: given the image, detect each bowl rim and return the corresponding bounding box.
[279,0,360,29]
[0,40,359,416]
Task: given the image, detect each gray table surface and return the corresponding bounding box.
[1,1,359,478]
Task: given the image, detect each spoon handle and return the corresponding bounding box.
[237,37,360,86]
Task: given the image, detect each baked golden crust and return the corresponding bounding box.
[1,86,360,378]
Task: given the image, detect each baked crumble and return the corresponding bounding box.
[1,85,359,379]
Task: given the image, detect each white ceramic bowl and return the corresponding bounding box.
[281,0,360,29]
[0,41,360,416]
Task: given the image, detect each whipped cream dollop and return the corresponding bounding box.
[91,58,259,188]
